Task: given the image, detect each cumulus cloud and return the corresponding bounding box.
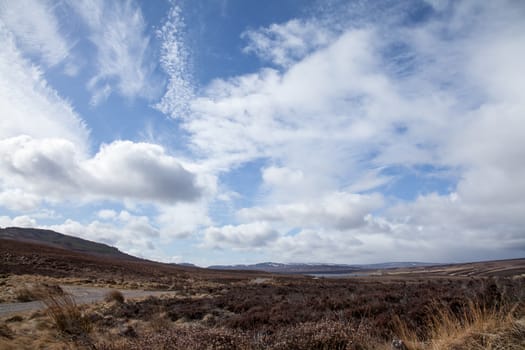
[157,201,212,239]
[203,222,279,249]
[1,0,524,264]
[0,210,196,262]
[0,215,37,228]
[271,228,364,263]
[238,192,384,231]
[68,0,158,104]
[187,28,403,175]
[97,209,117,220]
[47,211,160,257]
[84,141,201,203]
[191,1,525,262]
[0,137,202,208]
[0,189,41,212]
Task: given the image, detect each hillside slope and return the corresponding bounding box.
[0,227,133,260]
[0,237,268,286]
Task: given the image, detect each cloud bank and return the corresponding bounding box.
[1,0,524,264]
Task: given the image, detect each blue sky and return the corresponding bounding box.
[1,0,524,266]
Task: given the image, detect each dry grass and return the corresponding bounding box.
[13,283,64,302]
[105,290,125,304]
[0,322,13,339]
[14,286,39,302]
[1,272,523,349]
[0,275,77,303]
[15,286,99,349]
[395,301,525,349]
[38,285,91,338]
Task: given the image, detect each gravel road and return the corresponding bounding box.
[0,285,175,317]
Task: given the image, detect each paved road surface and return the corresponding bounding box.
[0,286,174,317]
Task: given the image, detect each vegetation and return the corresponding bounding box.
[40,287,92,337]
[1,237,523,349]
[14,283,64,302]
[105,290,125,304]
[0,227,127,258]
[90,277,524,349]
[14,286,38,303]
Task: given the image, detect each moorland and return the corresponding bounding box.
[0,227,524,349]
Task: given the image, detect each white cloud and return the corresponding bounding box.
[0,211,192,262]
[203,222,279,249]
[191,1,525,262]
[155,3,193,119]
[0,137,203,208]
[0,0,72,67]
[83,140,201,203]
[187,28,405,175]
[1,0,524,264]
[0,189,41,212]
[0,215,37,228]
[242,19,334,67]
[69,0,158,104]
[0,24,88,147]
[271,228,364,263]
[47,212,160,257]
[238,192,384,231]
[97,209,117,220]
[262,166,304,188]
[157,202,212,239]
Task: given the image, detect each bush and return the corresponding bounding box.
[105,290,125,304]
[15,283,64,302]
[15,286,37,302]
[41,290,91,336]
[0,323,13,339]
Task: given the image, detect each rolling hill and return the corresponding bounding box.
[0,227,133,260]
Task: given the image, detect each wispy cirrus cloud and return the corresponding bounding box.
[0,23,88,146]
[242,19,334,68]
[155,3,194,119]
[68,0,158,104]
[0,0,72,67]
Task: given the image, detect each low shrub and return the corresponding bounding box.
[14,286,37,302]
[41,290,91,336]
[0,323,13,339]
[105,290,125,304]
[15,283,64,302]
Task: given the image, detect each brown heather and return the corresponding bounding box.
[92,277,524,350]
[1,239,524,349]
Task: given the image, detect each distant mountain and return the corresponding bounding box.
[176,263,198,267]
[208,261,438,274]
[0,227,135,260]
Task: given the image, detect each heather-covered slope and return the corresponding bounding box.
[0,227,132,260]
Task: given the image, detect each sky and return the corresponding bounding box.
[0,0,524,266]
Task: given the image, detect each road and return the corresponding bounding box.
[0,285,175,317]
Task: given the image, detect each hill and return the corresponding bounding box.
[0,227,133,260]
[0,231,269,289]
